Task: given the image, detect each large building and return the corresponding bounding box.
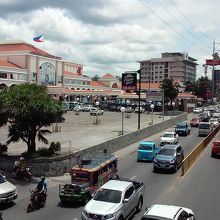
[0,41,121,102]
[138,52,197,83]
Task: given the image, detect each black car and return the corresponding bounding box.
[153,144,184,173]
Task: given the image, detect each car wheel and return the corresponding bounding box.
[211,153,215,158]
[82,194,90,205]
[136,196,143,213]
[173,164,178,173]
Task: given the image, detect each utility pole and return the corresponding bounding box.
[137,69,141,130]
[212,40,215,102]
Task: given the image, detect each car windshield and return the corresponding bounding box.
[176,124,186,128]
[93,189,122,203]
[0,174,6,184]
[139,145,153,150]
[163,133,173,138]
[159,148,175,156]
[199,124,210,129]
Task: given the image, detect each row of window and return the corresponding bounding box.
[64,79,90,85]
[0,72,27,80]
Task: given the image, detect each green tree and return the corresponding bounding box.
[0,84,63,154]
[91,74,100,81]
[194,76,211,100]
[160,79,179,108]
[184,80,196,93]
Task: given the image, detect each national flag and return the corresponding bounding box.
[33,34,45,42]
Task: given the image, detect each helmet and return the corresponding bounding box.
[20,157,24,161]
[40,176,45,181]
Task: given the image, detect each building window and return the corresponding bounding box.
[58,76,62,83]
[39,62,56,86]
[0,72,7,78]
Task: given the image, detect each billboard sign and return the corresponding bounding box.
[122,72,137,91]
[206,59,220,66]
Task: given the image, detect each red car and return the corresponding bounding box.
[211,141,220,157]
[190,118,200,127]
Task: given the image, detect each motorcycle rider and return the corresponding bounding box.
[35,176,48,204]
[13,157,20,174]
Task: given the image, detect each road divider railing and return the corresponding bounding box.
[181,124,220,176]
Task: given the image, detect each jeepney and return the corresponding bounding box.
[59,153,118,205]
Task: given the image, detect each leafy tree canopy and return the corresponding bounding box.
[91,74,100,81]
[0,83,63,154]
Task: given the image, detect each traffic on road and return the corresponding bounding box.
[1,105,220,220]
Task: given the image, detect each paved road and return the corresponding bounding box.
[2,115,210,220]
[0,111,172,155]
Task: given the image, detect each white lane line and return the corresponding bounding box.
[131,176,136,180]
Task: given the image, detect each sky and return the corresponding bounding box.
[0,0,219,78]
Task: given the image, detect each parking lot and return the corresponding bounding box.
[0,111,170,155]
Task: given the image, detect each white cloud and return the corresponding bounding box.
[0,0,219,77]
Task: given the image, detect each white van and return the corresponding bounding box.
[198,122,213,136]
[212,112,220,121]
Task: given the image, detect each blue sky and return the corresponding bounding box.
[0,0,219,78]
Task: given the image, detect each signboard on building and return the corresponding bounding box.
[146,91,162,101]
[122,72,137,90]
[206,59,220,66]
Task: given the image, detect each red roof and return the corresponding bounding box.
[102,73,114,78]
[0,60,22,68]
[0,42,61,60]
[90,81,108,87]
[137,83,161,90]
[64,71,82,77]
[178,92,196,97]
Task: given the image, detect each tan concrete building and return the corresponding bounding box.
[138,52,197,83]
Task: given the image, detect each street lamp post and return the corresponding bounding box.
[172,101,175,118]
[95,101,100,125]
[150,104,155,125]
[76,97,80,115]
[120,107,125,135]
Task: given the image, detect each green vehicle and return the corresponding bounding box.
[59,183,91,205]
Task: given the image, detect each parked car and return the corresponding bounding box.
[141,204,195,220]
[190,117,200,127]
[198,122,213,137]
[134,106,145,113]
[160,131,178,146]
[125,107,134,113]
[210,118,219,127]
[153,144,184,173]
[193,107,203,113]
[137,141,160,162]
[211,140,220,157]
[90,107,104,116]
[81,178,145,220]
[73,105,82,112]
[175,122,191,136]
[0,173,18,204]
[81,104,94,112]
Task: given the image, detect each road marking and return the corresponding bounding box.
[131,176,136,180]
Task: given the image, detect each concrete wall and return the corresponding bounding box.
[0,113,187,177]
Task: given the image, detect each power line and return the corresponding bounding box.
[168,0,212,42]
[155,0,211,49]
[138,0,210,54]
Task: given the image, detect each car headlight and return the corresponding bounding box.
[82,209,89,217]
[103,213,116,219]
[153,158,158,163]
[170,159,175,164]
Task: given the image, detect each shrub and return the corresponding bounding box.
[49,141,61,153]
[38,147,53,157]
[0,143,8,155]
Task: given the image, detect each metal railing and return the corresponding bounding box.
[181,124,220,176]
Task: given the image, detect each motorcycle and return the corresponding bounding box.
[12,167,32,182]
[27,190,47,213]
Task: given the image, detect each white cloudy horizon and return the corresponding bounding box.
[0,0,219,78]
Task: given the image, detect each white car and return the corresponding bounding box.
[160,131,178,146]
[134,106,145,113]
[81,104,94,112]
[141,204,195,220]
[193,107,203,113]
[210,118,219,127]
[0,173,18,204]
[90,107,104,116]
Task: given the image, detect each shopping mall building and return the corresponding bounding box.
[0,40,197,111]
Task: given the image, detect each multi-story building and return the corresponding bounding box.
[138,52,197,83]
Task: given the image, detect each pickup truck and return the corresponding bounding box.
[81,178,145,220]
[175,122,191,136]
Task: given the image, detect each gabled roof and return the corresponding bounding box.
[90,81,108,87]
[0,40,61,60]
[102,73,114,78]
[0,60,22,69]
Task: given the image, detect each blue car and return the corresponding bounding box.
[137,141,160,162]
